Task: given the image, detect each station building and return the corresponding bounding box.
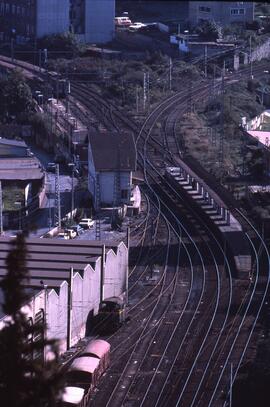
[88,129,136,209]
[0,237,128,354]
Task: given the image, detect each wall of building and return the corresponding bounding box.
[71,260,101,346]
[36,0,69,38]
[98,171,132,205]
[84,0,115,44]
[47,285,68,353]
[103,243,128,300]
[188,1,254,27]
[0,241,128,354]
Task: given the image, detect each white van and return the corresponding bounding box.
[79,218,95,229]
[115,16,132,27]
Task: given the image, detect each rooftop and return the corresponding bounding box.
[89,130,136,171]
[0,157,44,180]
[0,237,125,318]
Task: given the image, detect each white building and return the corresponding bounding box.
[0,237,128,354]
[88,129,136,209]
[36,0,70,38]
[70,0,115,44]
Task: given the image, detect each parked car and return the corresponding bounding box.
[64,229,77,239]
[47,163,55,173]
[128,22,146,32]
[58,232,69,240]
[70,225,84,236]
[79,218,95,229]
[115,16,132,28]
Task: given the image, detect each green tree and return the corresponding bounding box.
[0,70,34,120]
[38,32,84,58]
[0,233,64,407]
[195,20,222,41]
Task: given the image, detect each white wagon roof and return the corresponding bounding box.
[62,386,85,404]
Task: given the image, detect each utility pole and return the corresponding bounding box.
[229,363,233,407]
[66,80,71,114]
[204,45,208,78]
[11,38,14,62]
[249,35,253,79]
[0,181,3,235]
[213,64,216,95]
[143,72,147,111]
[219,67,225,166]
[187,73,193,115]
[43,284,48,363]
[68,164,75,217]
[56,67,59,104]
[178,23,180,36]
[54,164,61,228]
[38,49,42,72]
[67,268,73,350]
[136,85,139,113]
[169,58,172,91]
[147,72,150,106]
[126,227,130,304]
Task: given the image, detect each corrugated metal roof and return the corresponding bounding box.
[0,237,125,295]
[0,157,44,180]
[0,138,27,148]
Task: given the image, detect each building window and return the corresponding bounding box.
[5,3,10,13]
[230,8,245,15]
[121,190,128,200]
[199,6,211,13]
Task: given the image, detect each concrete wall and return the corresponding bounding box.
[36,0,70,38]
[84,0,115,44]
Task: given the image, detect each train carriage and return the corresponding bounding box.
[66,356,100,389]
[80,339,110,371]
[61,386,86,407]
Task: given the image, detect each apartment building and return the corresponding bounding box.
[0,0,69,43]
[189,1,254,27]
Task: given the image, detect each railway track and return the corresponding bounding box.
[66,60,270,406]
[1,54,269,406]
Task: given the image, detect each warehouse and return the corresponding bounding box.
[0,237,128,355]
[0,138,45,228]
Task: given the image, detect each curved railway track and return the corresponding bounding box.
[1,54,269,406]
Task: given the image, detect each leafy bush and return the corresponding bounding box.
[0,70,34,121]
[37,32,84,58]
[195,20,222,41]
